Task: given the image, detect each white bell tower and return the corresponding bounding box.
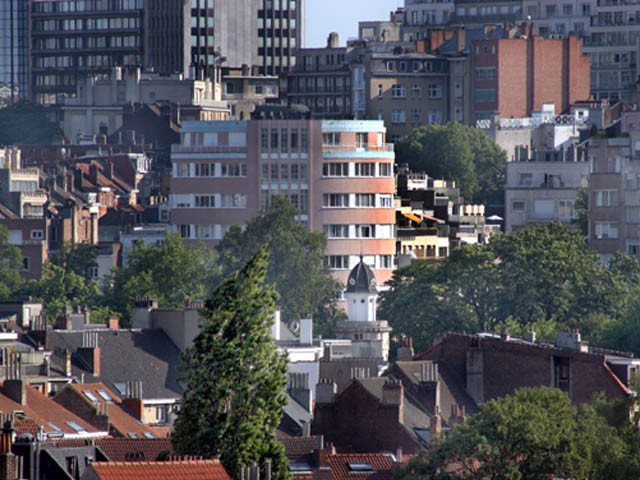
[345,257,378,322]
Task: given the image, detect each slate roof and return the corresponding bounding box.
[345,259,377,294]
[87,459,231,480]
[280,436,323,459]
[357,378,432,444]
[0,382,102,437]
[47,329,183,400]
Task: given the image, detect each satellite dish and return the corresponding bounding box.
[289,320,300,333]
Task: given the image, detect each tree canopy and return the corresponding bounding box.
[395,387,640,480]
[0,225,26,301]
[394,122,507,205]
[101,231,219,325]
[0,101,63,144]
[380,223,631,353]
[217,195,340,322]
[172,247,290,480]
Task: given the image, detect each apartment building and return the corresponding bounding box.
[586,134,640,263]
[222,66,279,120]
[505,145,590,233]
[470,27,591,121]
[169,119,395,287]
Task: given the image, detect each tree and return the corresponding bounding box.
[101,232,219,325]
[0,225,25,301]
[380,223,623,353]
[394,122,507,205]
[217,196,339,322]
[395,387,638,480]
[0,101,63,144]
[50,242,98,281]
[573,187,588,237]
[172,247,289,480]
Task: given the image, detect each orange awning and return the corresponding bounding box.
[402,212,422,223]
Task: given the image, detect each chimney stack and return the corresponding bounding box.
[315,379,337,404]
[299,318,313,345]
[77,332,100,376]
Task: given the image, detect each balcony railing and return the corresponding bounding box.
[322,144,395,152]
[171,145,247,153]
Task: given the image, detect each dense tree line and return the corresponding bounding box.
[395,386,640,480]
[0,196,338,327]
[380,222,640,355]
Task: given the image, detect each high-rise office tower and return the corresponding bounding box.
[0,0,30,103]
[188,0,305,77]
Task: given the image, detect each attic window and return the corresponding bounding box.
[49,422,61,432]
[143,432,155,439]
[66,421,87,433]
[288,460,312,474]
[97,390,113,402]
[83,391,99,402]
[348,462,374,472]
[128,433,138,439]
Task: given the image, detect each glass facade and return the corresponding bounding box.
[0,0,29,104]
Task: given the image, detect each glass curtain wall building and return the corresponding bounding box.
[0,0,30,104]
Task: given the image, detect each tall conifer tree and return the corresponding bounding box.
[172,247,290,480]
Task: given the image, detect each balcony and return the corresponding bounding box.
[171,145,247,154]
[322,144,395,152]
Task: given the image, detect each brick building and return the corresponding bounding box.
[416,331,634,406]
[471,26,590,121]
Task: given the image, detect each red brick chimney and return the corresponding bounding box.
[0,420,16,480]
[107,316,120,329]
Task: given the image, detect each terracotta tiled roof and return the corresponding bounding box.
[0,382,102,437]
[88,459,231,480]
[94,438,174,462]
[326,453,394,480]
[65,383,161,439]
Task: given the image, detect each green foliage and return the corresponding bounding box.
[573,187,589,237]
[217,196,340,322]
[0,101,62,144]
[0,225,25,301]
[50,242,99,281]
[380,223,628,352]
[394,122,507,204]
[395,387,640,480]
[172,247,290,480]
[25,263,99,319]
[101,232,219,325]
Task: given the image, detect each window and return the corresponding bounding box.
[221,164,247,177]
[322,163,349,177]
[31,230,44,240]
[97,390,113,401]
[221,194,247,208]
[512,201,525,211]
[355,194,375,207]
[379,163,392,177]
[519,173,532,186]
[177,163,189,177]
[179,225,191,239]
[83,391,99,402]
[594,222,618,239]
[534,200,555,217]
[301,128,308,150]
[391,109,406,124]
[323,193,349,207]
[195,195,215,208]
[356,132,368,148]
[323,132,340,146]
[594,190,618,207]
[411,84,422,98]
[428,110,442,123]
[261,128,268,149]
[355,163,375,176]
[194,163,211,177]
[411,109,422,122]
[428,84,442,98]
[378,255,392,269]
[474,67,496,80]
[326,255,350,269]
[66,421,87,433]
[558,200,575,219]
[475,89,496,102]
[324,225,349,238]
[271,130,279,149]
[379,194,393,207]
[281,128,288,152]
[378,84,383,98]
[627,207,640,223]
[391,84,406,98]
[23,257,30,271]
[143,432,156,439]
[355,225,374,238]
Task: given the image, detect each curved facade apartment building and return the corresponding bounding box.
[169,119,395,290]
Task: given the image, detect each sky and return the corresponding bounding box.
[305,0,403,48]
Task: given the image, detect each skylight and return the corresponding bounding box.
[347,462,374,472]
[97,390,113,401]
[128,433,138,439]
[83,391,99,402]
[142,432,155,439]
[288,460,312,473]
[66,421,87,433]
[48,422,61,432]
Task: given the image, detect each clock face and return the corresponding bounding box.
[349,278,356,285]
[370,278,377,286]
